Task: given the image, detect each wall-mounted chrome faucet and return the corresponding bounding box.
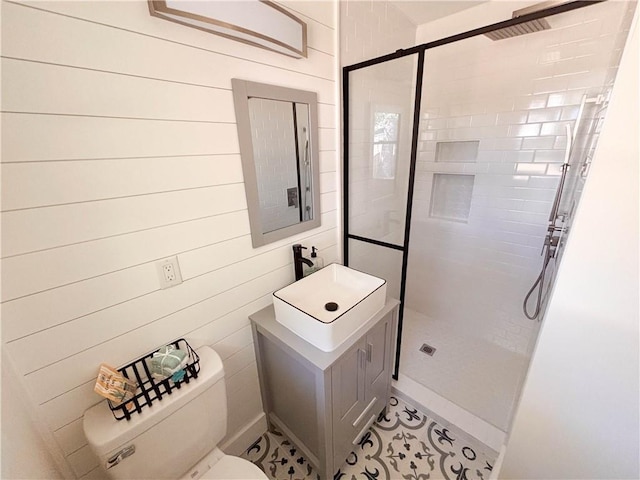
[292,244,314,281]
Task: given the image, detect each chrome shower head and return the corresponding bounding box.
[484,1,561,41]
[484,18,551,40]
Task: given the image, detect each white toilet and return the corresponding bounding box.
[83,346,268,480]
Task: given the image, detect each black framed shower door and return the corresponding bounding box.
[342,1,604,379]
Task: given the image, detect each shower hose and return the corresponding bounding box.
[523,240,554,320]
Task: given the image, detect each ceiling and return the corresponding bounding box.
[392,1,489,26]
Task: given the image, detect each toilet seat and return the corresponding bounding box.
[181,448,267,480]
[201,455,268,480]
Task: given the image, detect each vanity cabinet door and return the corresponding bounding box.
[365,312,393,407]
[331,339,367,471]
[330,311,395,473]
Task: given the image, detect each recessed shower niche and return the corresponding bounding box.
[429,140,478,222]
[429,173,474,222]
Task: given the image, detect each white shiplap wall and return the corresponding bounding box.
[0,1,339,478]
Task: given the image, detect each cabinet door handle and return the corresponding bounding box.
[366,343,372,362]
[359,348,366,369]
[352,414,377,445]
[353,396,378,427]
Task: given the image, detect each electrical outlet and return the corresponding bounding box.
[156,257,183,289]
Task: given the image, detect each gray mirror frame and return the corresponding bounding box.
[232,79,321,248]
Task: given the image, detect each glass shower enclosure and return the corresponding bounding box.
[343,0,635,432]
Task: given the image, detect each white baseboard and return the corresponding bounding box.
[220,412,268,456]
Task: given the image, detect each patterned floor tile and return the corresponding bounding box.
[242,396,496,480]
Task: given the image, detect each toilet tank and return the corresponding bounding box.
[83,346,227,479]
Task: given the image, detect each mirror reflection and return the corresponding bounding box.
[248,98,313,233]
[232,79,321,248]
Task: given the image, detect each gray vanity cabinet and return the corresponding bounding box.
[250,300,399,480]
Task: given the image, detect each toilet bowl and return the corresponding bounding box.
[181,447,266,480]
[83,346,268,480]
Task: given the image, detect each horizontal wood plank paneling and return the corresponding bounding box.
[1,0,339,476]
[53,419,86,456]
[227,381,264,437]
[1,57,236,122]
[222,344,257,379]
[67,445,98,478]
[1,155,245,211]
[2,184,247,257]
[1,113,240,162]
[1,263,157,342]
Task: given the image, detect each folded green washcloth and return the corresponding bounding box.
[150,345,188,379]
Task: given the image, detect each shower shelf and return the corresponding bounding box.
[107,338,200,421]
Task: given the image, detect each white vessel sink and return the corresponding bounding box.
[273,263,387,352]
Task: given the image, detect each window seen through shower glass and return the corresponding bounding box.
[347,54,417,246]
[373,111,400,179]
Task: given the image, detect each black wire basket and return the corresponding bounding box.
[107,338,200,421]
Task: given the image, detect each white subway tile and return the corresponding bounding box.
[437,129,454,141]
[528,175,561,189]
[540,121,568,136]
[522,136,556,150]
[560,105,580,120]
[514,94,549,110]
[554,135,568,149]
[488,163,516,175]
[503,150,536,163]
[418,150,436,162]
[481,125,511,139]
[492,137,524,151]
[449,102,486,117]
[546,91,585,107]
[567,70,607,90]
[482,96,516,114]
[435,140,479,163]
[546,164,564,176]
[470,113,497,127]
[528,107,562,123]
[509,123,542,137]
[534,149,566,163]
[427,118,447,130]
[464,163,490,174]
[496,111,528,126]
[516,163,547,175]
[521,200,554,214]
[421,130,437,141]
[447,116,472,128]
[476,150,504,163]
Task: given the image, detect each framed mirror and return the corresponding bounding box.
[232,79,321,248]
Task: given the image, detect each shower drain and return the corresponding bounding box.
[419,343,436,356]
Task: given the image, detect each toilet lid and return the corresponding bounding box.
[201,455,268,480]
